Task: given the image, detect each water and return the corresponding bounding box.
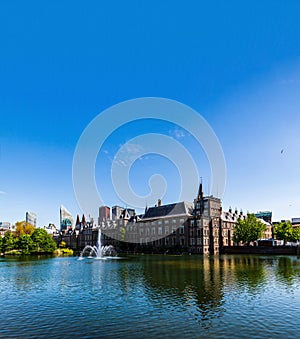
[0,255,300,338]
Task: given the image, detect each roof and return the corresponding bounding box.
[221,211,246,222]
[257,218,272,226]
[142,201,193,220]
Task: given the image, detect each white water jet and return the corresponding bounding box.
[80,228,117,259]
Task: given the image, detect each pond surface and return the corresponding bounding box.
[0,255,299,338]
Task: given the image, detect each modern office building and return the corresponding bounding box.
[60,205,74,232]
[98,206,111,224]
[26,212,37,228]
[0,221,11,237]
[255,211,272,223]
[112,206,124,220]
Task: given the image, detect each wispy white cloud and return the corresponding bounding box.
[0,191,6,195]
[114,159,127,167]
[169,128,188,140]
[123,143,144,154]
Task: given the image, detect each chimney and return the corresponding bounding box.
[158,199,162,207]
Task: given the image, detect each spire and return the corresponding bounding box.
[81,214,86,225]
[75,214,80,226]
[197,178,204,200]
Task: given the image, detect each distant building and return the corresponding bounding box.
[44,223,57,235]
[26,212,37,228]
[60,205,74,232]
[56,184,277,254]
[98,206,110,224]
[0,221,11,237]
[221,208,246,247]
[292,218,300,229]
[257,218,273,239]
[112,206,124,220]
[255,211,272,223]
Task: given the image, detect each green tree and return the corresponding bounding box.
[15,221,35,237]
[30,228,57,253]
[233,214,267,245]
[0,236,3,253]
[2,231,17,253]
[292,227,300,242]
[274,221,299,244]
[18,234,34,255]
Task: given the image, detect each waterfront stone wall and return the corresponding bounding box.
[221,246,299,255]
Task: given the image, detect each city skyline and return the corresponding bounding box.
[1,1,300,226]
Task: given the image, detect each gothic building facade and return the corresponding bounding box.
[56,183,272,255]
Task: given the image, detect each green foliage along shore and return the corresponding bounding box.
[233,213,267,245]
[0,228,57,255]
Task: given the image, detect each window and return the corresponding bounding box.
[158,220,162,225]
[197,238,202,245]
[152,227,155,235]
[164,220,169,224]
[180,226,184,234]
[158,227,162,235]
[180,218,185,224]
[172,219,177,224]
[165,226,169,234]
[190,220,195,227]
[197,220,201,226]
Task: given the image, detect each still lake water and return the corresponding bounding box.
[0,254,300,339]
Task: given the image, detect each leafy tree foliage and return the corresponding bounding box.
[273,221,300,244]
[18,234,34,255]
[15,221,35,237]
[2,231,17,252]
[0,228,56,255]
[30,228,57,253]
[233,213,267,245]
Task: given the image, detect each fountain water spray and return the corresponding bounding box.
[80,228,117,259]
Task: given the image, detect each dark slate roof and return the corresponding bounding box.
[142,201,193,220]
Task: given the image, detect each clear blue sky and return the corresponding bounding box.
[1,0,300,226]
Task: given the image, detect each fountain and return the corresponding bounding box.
[79,228,117,259]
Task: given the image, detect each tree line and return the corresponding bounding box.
[0,221,57,255]
[233,214,300,245]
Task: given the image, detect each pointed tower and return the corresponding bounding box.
[75,214,80,227]
[194,180,204,217]
[197,180,204,201]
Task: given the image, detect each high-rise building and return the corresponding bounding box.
[98,206,111,224]
[26,212,37,228]
[60,205,74,232]
[255,211,272,223]
[112,206,124,220]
